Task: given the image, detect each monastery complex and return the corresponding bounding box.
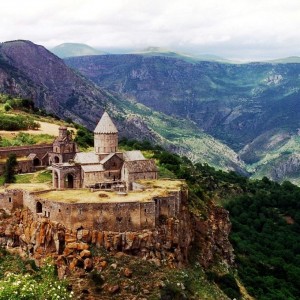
[0,112,187,232]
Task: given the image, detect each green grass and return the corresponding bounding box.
[14,170,52,184]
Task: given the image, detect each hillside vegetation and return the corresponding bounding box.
[0,94,77,146]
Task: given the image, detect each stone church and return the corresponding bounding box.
[51,112,158,190]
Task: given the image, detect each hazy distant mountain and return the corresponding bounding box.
[66,54,300,183]
[264,56,300,64]
[50,43,104,58]
[133,46,231,63]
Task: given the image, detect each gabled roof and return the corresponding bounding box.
[99,153,123,165]
[81,164,104,173]
[123,159,157,173]
[74,152,100,164]
[123,150,145,161]
[94,112,118,134]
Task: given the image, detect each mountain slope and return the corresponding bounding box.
[0,40,245,172]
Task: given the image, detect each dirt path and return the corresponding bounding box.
[0,121,76,138]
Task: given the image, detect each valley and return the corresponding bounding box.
[65,53,300,183]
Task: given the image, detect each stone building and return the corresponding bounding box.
[48,126,78,164]
[0,111,187,235]
[52,112,158,191]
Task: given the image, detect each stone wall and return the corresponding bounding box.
[23,191,157,231]
[0,144,52,159]
[123,170,158,190]
[82,170,105,187]
[0,144,52,175]
[22,188,184,232]
[0,159,35,175]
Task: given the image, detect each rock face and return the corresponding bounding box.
[192,201,234,268]
[0,202,234,273]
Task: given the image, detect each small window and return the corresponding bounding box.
[144,209,147,213]
[59,209,61,212]
[48,212,50,217]
[8,197,12,203]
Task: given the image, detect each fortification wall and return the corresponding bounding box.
[23,191,157,231]
[0,144,52,159]
[21,183,186,232]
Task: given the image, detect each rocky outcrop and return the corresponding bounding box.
[0,208,190,270]
[269,153,300,181]
[0,201,233,274]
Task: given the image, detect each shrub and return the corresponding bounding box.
[3,103,11,112]
[3,153,17,183]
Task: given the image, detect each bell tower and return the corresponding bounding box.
[94,112,118,155]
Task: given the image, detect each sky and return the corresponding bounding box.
[1,0,300,61]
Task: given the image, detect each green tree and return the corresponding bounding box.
[3,153,18,183]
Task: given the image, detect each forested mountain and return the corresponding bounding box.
[65,54,300,183]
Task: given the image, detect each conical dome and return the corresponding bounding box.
[94,112,118,134]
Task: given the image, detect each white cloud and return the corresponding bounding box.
[0,0,300,59]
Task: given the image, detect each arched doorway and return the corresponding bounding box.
[36,201,42,213]
[65,173,74,188]
[33,157,40,166]
[54,156,60,163]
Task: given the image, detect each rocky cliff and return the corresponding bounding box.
[0,199,233,297]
